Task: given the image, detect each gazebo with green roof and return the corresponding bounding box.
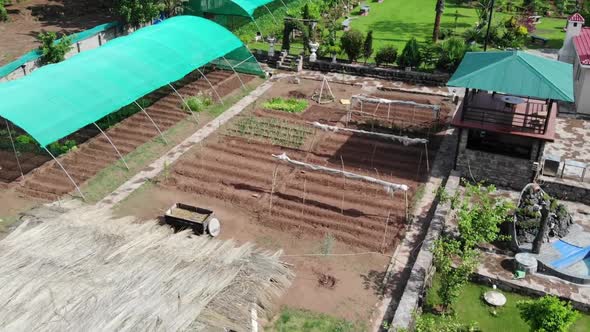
[447,51,574,189]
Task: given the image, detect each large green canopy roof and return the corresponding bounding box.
[447,51,574,102]
[186,0,274,18]
[0,16,250,147]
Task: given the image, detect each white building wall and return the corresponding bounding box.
[574,57,590,115]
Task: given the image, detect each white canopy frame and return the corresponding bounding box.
[93,122,130,170]
[271,152,409,222]
[220,56,247,90]
[134,101,168,144]
[168,83,200,124]
[311,76,336,104]
[347,94,441,130]
[311,121,430,171]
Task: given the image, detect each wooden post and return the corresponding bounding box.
[425,143,430,172]
[381,210,391,252]
[404,190,409,223]
[340,155,345,215]
[269,164,279,215]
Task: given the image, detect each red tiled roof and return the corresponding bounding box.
[569,13,585,22]
[574,28,590,65]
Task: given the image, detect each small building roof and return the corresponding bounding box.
[447,51,574,102]
[574,28,590,65]
[569,13,585,23]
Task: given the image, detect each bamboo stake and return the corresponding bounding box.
[425,143,430,172]
[416,149,423,181]
[340,155,345,215]
[301,177,307,217]
[405,190,409,223]
[381,210,391,252]
[269,164,279,215]
[370,143,377,169]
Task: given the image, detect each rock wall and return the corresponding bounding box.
[455,129,537,190]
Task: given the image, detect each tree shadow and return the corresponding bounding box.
[361,270,391,295]
[25,0,114,31]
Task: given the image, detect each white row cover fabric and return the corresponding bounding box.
[311,122,428,146]
[352,94,440,110]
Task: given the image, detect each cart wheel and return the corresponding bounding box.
[208,218,221,237]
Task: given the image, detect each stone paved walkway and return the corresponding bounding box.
[544,117,590,182]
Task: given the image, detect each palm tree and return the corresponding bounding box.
[433,0,445,42]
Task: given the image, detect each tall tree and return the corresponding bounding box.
[433,0,445,42]
[362,30,373,64]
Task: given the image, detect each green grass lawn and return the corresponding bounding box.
[271,307,366,332]
[342,1,566,53]
[424,276,590,332]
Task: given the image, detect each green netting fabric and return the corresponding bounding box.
[0,16,257,147]
[447,51,574,102]
[186,0,274,18]
[0,22,120,79]
[211,46,265,76]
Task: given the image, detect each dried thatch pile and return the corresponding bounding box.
[0,203,292,331]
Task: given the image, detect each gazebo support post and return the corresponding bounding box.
[93,122,130,170]
[196,68,224,105]
[135,101,168,144]
[4,119,24,179]
[461,88,470,120]
[168,83,200,123]
[543,99,553,134]
[221,56,246,90]
[43,147,86,201]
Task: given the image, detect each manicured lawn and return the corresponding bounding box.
[271,307,366,332]
[344,0,566,53]
[424,276,590,332]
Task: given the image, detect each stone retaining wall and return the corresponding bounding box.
[252,51,450,86]
[455,129,537,190]
[540,176,590,205]
[389,173,460,331]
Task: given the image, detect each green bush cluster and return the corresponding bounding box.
[262,97,308,113]
[0,0,8,22]
[374,45,398,66]
[182,93,213,113]
[37,31,73,64]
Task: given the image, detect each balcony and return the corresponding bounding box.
[452,90,557,141]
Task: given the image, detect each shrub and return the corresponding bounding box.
[518,295,579,332]
[398,37,422,68]
[362,30,373,63]
[262,97,308,113]
[340,29,364,62]
[374,45,397,66]
[437,37,470,71]
[182,93,213,113]
[38,31,73,64]
[0,0,7,22]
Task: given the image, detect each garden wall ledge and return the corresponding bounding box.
[389,173,461,331]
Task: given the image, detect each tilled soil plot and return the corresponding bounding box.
[163,102,430,252]
[10,70,251,201]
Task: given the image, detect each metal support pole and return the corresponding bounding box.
[196,68,224,105]
[43,147,86,201]
[221,56,246,90]
[264,5,279,24]
[93,122,129,170]
[135,101,168,144]
[279,0,288,9]
[168,83,199,123]
[4,119,24,179]
[251,17,263,35]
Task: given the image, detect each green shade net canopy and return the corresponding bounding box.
[186,0,275,18]
[447,51,574,102]
[0,16,262,147]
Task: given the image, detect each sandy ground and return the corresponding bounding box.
[114,185,390,324]
[0,0,113,65]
